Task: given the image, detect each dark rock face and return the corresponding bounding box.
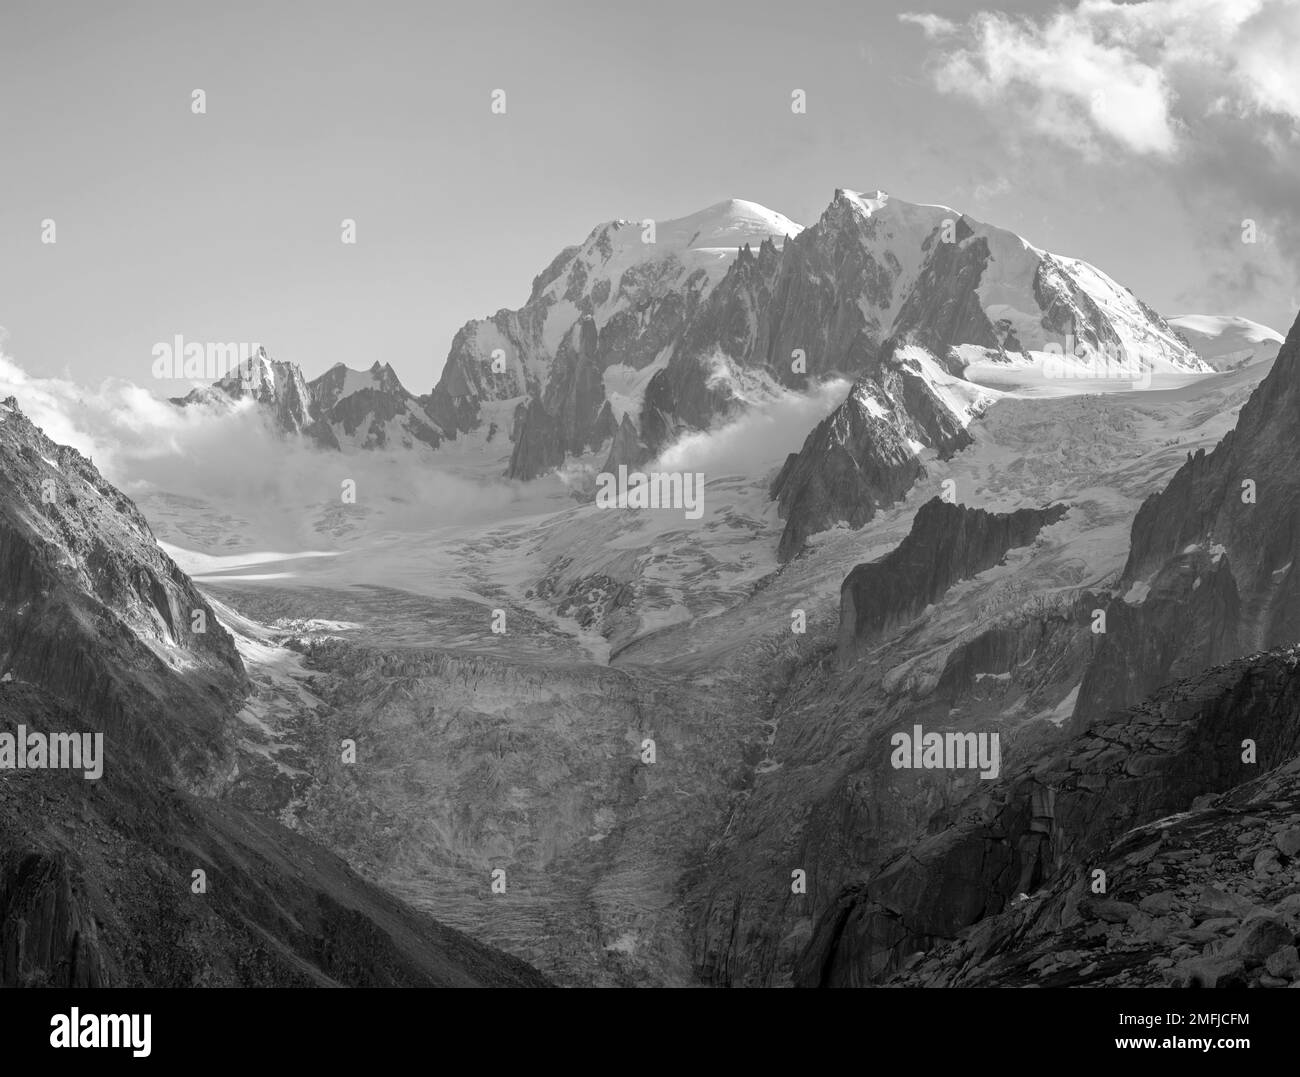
[781,307,1300,989]
[686,594,1092,989]
[1031,255,1128,359]
[795,646,1300,987]
[506,398,565,481]
[1071,550,1241,733]
[770,344,978,561]
[0,683,550,988]
[770,388,924,564]
[174,350,339,447]
[309,361,444,450]
[1071,310,1300,730]
[175,353,445,452]
[837,499,1069,665]
[932,605,1095,706]
[431,216,720,446]
[890,222,999,353]
[432,189,1197,482]
[0,398,247,781]
[0,401,549,988]
[505,317,616,480]
[601,413,644,475]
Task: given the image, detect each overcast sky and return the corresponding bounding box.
[1,0,1296,394]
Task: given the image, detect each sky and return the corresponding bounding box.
[1,0,1296,397]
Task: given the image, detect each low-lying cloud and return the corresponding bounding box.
[0,350,523,550]
[652,376,849,478]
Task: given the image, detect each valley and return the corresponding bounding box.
[5,184,1297,991]
[146,344,1272,986]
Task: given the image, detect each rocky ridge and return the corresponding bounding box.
[0,399,548,987]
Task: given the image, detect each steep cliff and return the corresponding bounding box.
[0,397,246,781]
[1071,311,1300,730]
[770,343,987,561]
[796,646,1300,987]
[0,400,548,987]
[838,498,1069,664]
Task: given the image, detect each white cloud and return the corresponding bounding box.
[903,0,1300,300]
[653,378,849,479]
[0,348,521,549]
[898,12,959,38]
[903,0,1300,158]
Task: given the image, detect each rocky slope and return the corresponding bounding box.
[0,679,548,987]
[797,645,1300,988]
[175,350,445,452]
[675,358,1267,987]
[309,360,445,450]
[428,199,802,456]
[837,498,1069,664]
[218,635,759,987]
[0,399,548,987]
[1071,311,1300,731]
[780,311,1300,988]
[0,397,246,781]
[771,344,991,561]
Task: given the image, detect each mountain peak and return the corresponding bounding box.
[662,198,802,248]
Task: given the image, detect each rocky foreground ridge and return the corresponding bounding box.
[0,398,548,987]
[785,313,1300,987]
[803,647,1300,989]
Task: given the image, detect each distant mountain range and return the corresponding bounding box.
[174,352,445,452]
[176,189,1248,490]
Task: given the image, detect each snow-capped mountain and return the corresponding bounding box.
[1169,313,1284,371]
[167,189,1216,498]
[310,360,445,450]
[770,341,993,560]
[424,198,803,469]
[175,350,445,451]
[430,187,1208,481]
[174,347,332,443]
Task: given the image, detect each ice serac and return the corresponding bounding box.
[837,498,1070,665]
[795,646,1300,987]
[1071,310,1300,731]
[0,398,549,988]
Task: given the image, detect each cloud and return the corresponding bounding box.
[652,377,849,479]
[898,12,959,38]
[902,0,1300,298]
[972,174,1011,203]
[0,348,522,549]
